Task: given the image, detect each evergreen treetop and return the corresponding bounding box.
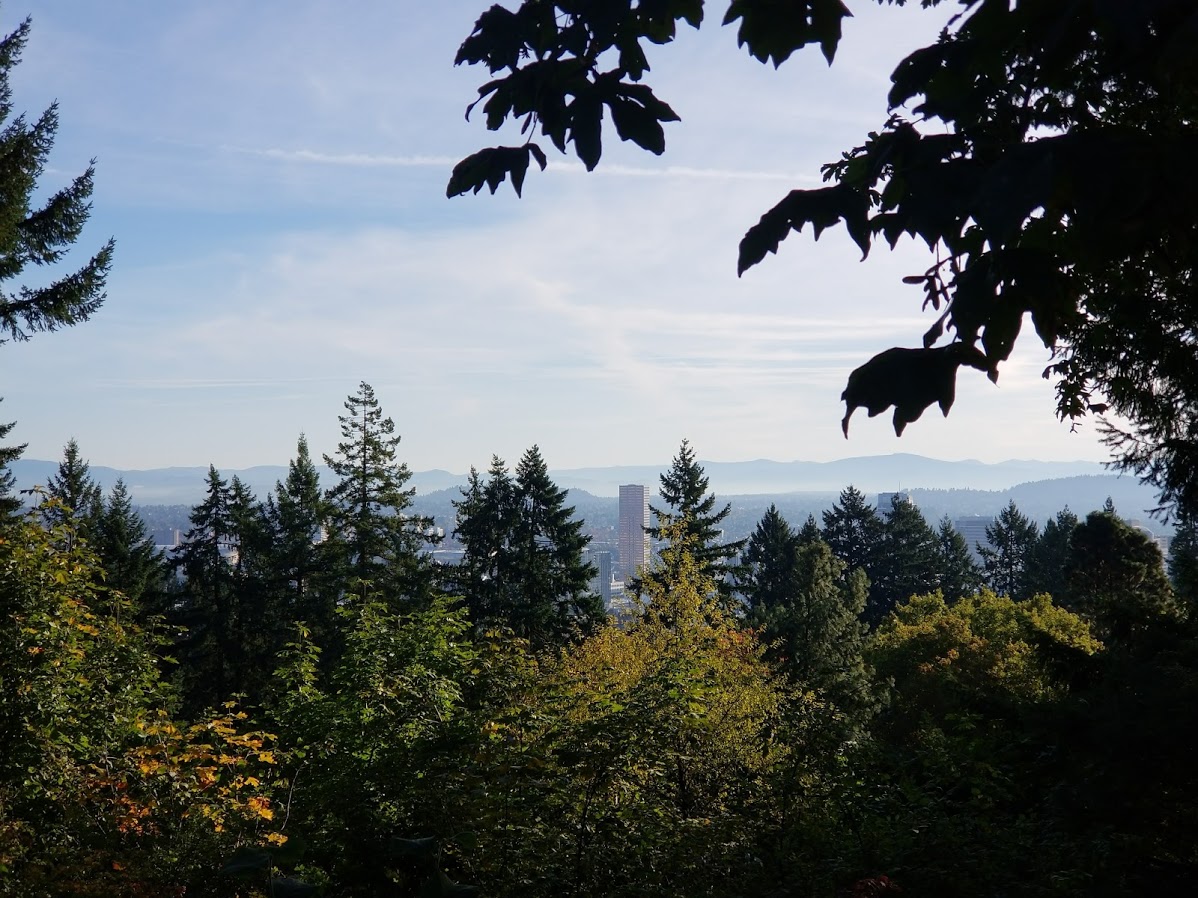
[645,439,746,605]
[324,382,433,600]
[0,17,113,345]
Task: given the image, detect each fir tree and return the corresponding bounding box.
[934,515,983,603]
[754,539,873,720]
[454,449,601,646]
[796,513,821,546]
[451,458,516,625]
[736,504,797,617]
[0,18,114,345]
[0,402,24,522]
[171,466,239,712]
[1065,510,1176,643]
[511,445,602,643]
[324,382,434,604]
[266,435,335,645]
[870,496,939,625]
[93,478,167,609]
[1169,505,1198,615]
[42,438,102,543]
[1026,508,1079,600]
[643,440,745,608]
[821,485,883,585]
[979,501,1040,600]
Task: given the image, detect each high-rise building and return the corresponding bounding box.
[591,550,613,606]
[618,484,650,583]
[954,515,994,562]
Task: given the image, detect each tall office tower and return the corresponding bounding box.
[954,515,995,562]
[593,551,613,607]
[618,484,650,583]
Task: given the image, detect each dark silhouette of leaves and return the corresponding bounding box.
[738,183,871,273]
[841,344,991,438]
[446,144,547,198]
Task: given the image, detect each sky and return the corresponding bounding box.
[1,2,1113,475]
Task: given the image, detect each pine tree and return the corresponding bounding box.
[93,478,167,609]
[1169,505,1198,615]
[979,501,1040,600]
[796,514,822,546]
[511,445,602,644]
[451,458,515,625]
[43,438,103,543]
[0,402,24,522]
[821,485,883,584]
[870,496,939,625]
[1026,508,1079,600]
[454,449,601,646]
[171,466,239,712]
[934,515,983,603]
[754,539,873,719]
[736,504,797,617]
[643,439,745,608]
[0,18,114,346]
[324,382,434,604]
[266,435,335,645]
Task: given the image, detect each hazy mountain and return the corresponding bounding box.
[9,453,1120,506]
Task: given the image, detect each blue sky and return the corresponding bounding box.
[1,2,1110,474]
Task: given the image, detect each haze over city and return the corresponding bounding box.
[3,2,1111,473]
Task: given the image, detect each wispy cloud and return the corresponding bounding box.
[226,144,818,183]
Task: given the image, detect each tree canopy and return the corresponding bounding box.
[451,0,1198,516]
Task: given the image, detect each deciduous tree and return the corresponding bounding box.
[451,0,1198,514]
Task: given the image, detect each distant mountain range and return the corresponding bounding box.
[11,452,1123,504]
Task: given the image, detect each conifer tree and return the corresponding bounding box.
[43,438,102,543]
[266,435,335,644]
[870,496,939,625]
[511,445,602,643]
[324,382,435,604]
[0,18,114,345]
[796,513,821,547]
[0,402,24,522]
[934,515,983,603]
[454,449,601,646]
[171,466,238,712]
[94,478,167,609]
[979,501,1040,600]
[1065,510,1176,643]
[821,485,883,585]
[736,504,797,617]
[1026,508,1079,600]
[1169,505,1198,615]
[643,440,745,608]
[753,539,873,719]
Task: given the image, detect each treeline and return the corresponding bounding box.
[4,384,1198,897]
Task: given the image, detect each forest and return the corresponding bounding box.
[5,1,1198,894]
[4,382,1198,896]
